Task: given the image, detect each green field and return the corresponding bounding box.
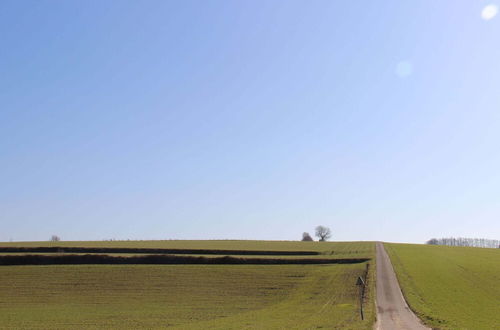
[386,243,500,330]
[0,240,375,329]
[0,240,373,258]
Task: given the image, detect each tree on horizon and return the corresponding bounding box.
[315,226,331,241]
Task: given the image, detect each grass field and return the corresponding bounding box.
[0,240,375,329]
[0,240,374,258]
[385,243,500,330]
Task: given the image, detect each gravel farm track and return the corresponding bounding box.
[375,242,429,330]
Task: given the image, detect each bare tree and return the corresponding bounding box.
[50,235,61,242]
[315,226,331,242]
[302,232,313,241]
[426,238,439,245]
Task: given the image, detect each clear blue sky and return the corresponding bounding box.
[1,1,499,243]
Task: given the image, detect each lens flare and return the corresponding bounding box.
[481,4,498,20]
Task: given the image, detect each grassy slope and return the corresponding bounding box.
[385,243,500,330]
[0,241,375,329]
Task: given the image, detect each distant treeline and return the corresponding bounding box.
[426,237,500,248]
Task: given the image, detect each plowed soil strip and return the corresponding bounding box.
[0,247,319,255]
[0,254,370,266]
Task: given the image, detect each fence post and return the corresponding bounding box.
[356,276,365,320]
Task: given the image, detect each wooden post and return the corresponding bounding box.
[356,276,365,320]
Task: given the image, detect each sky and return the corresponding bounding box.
[1,1,499,243]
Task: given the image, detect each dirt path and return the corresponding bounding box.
[375,242,429,330]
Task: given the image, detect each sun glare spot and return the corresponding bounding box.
[481,4,498,20]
